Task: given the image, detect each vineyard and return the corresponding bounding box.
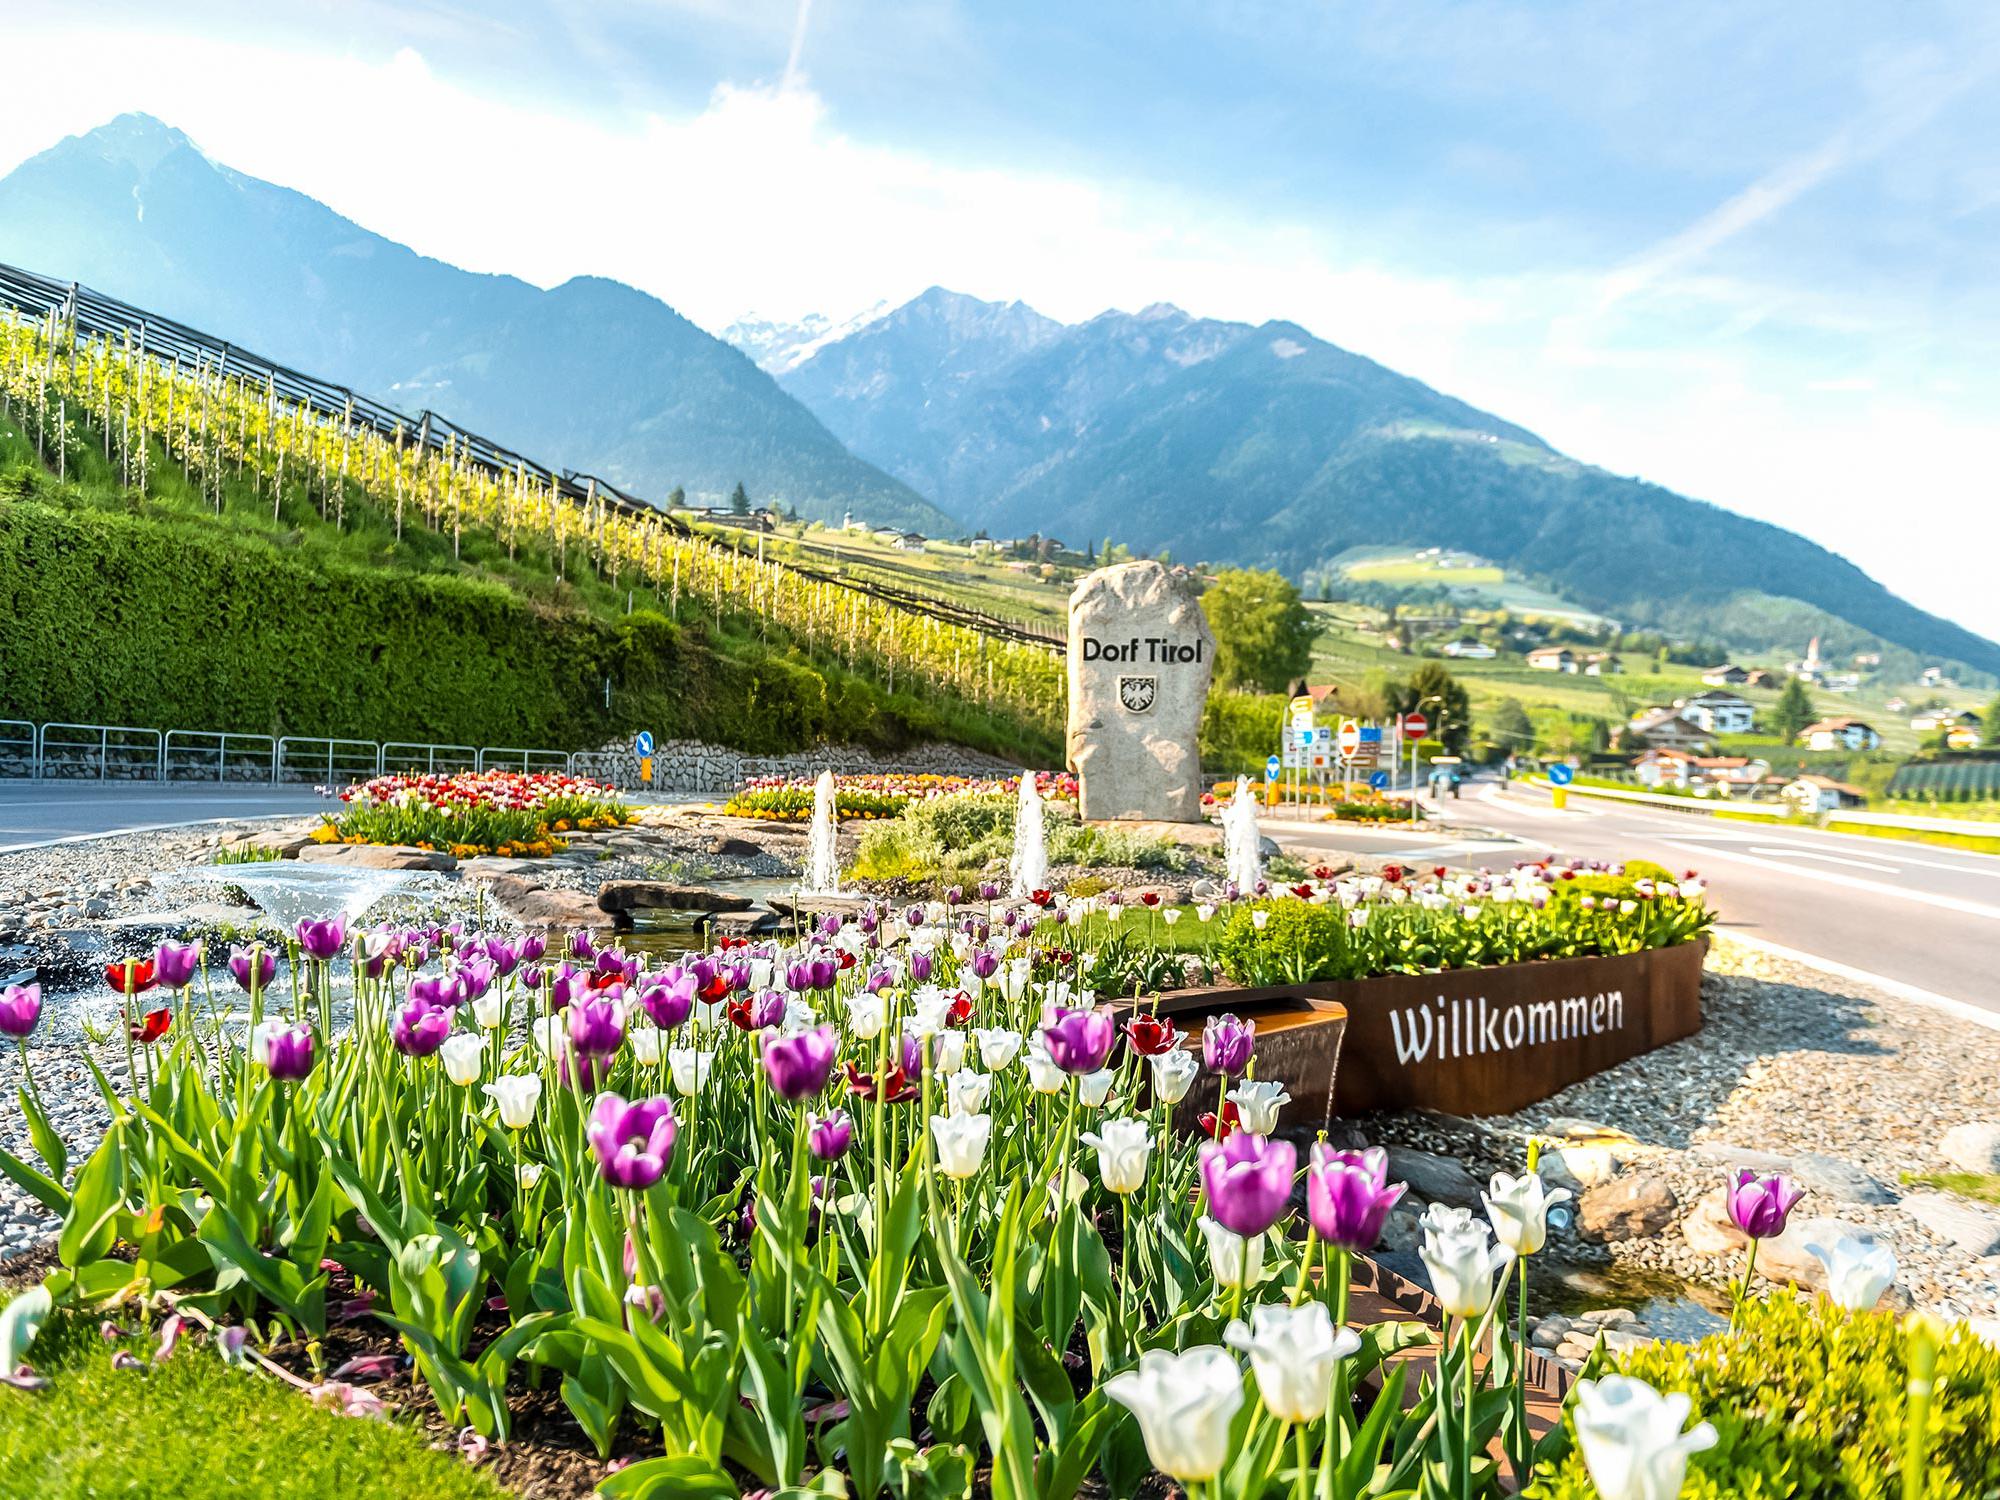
[0,269,1063,744]
[1886,755,2000,802]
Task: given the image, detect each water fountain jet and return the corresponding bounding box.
[1008,770,1048,899]
[1223,775,1264,895]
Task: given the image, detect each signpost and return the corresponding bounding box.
[1548,760,1573,810]
[634,730,655,786]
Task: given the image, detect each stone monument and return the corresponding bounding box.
[1066,560,1214,822]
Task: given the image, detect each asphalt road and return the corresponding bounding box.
[0,784,332,851]
[1260,778,2000,1018]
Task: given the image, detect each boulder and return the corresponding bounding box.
[296,843,457,872]
[711,908,783,939]
[1940,1122,2000,1175]
[1066,561,1214,823]
[1790,1152,1896,1206]
[1578,1175,1679,1243]
[494,884,612,933]
[709,834,766,860]
[1902,1193,2000,1256]
[1548,1142,1624,1189]
[597,881,754,915]
[1384,1147,1484,1210]
[227,825,321,857]
[1680,1186,1750,1255]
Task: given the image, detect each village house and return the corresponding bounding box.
[1743,668,1779,689]
[1677,690,1757,736]
[1441,639,1498,660]
[1796,717,1882,751]
[1910,707,1982,732]
[1632,749,1770,791]
[1526,646,1577,672]
[1947,724,1985,750]
[1617,708,1715,754]
[1700,664,1750,686]
[1582,652,1622,676]
[1784,774,1869,812]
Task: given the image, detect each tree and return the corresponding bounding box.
[1201,568,1317,692]
[729,481,750,516]
[667,486,686,509]
[1382,662,1472,754]
[1486,698,1535,753]
[1771,676,1817,741]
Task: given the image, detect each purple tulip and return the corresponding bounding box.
[410,972,467,1010]
[1041,1006,1117,1075]
[227,945,277,993]
[944,886,964,907]
[738,990,785,1030]
[763,1025,839,1101]
[154,941,203,989]
[910,950,934,984]
[640,972,695,1030]
[819,914,844,939]
[904,903,926,928]
[810,955,839,992]
[866,966,896,995]
[356,932,401,980]
[261,1024,315,1081]
[970,949,999,982]
[783,959,814,994]
[1306,1144,1406,1253]
[545,964,586,1010]
[857,909,879,935]
[595,949,638,986]
[1202,1014,1256,1079]
[296,916,347,962]
[569,931,596,963]
[1199,1131,1298,1238]
[587,1093,678,1190]
[0,984,41,1039]
[456,957,497,1001]
[808,1109,854,1161]
[900,1033,923,1076]
[391,998,452,1057]
[568,995,625,1057]
[1726,1170,1803,1239]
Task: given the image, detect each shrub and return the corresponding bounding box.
[848,792,1189,885]
[1214,901,1351,985]
[1524,1293,2000,1499]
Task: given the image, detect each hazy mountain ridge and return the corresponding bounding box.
[778,289,2000,673]
[0,115,951,530]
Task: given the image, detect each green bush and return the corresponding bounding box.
[1213,901,1351,985]
[1200,691,1286,774]
[848,792,1188,886]
[1524,1293,2000,1499]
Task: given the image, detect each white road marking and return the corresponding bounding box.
[1746,844,1903,874]
[1476,785,1602,819]
[1717,932,1999,1031]
[1658,838,2000,923]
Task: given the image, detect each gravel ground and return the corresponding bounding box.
[1367,934,2000,1327]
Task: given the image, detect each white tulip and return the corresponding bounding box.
[515,1162,544,1190]
[1080,1117,1153,1194]
[1078,1067,1117,1108]
[782,997,818,1033]
[1806,1235,1898,1312]
[1102,1346,1245,1483]
[930,1112,992,1179]
[973,1027,1022,1069]
[1024,1039,1067,1095]
[669,1047,716,1096]
[1162,908,1183,926]
[248,1019,287,1067]
[946,1067,992,1117]
[1196,903,1216,922]
[748,958,775,990]
[531,1015,564,1055]
[1420,1216,1507,1319]
[484,1074,542,1129]
[843,991,885,1039]
[907,986,954,1038]
[440,1033,485,1087]
[1150,1047,1200,1104]
[1224,1301,1362,1424]
[628,1024,664,1066]
[1199,1214,1268,1290]
[1483,1170,1572,1257]
[1046,1165,1089,1217]
[932,1029,968,1075]
[1572,1375,1718,1500]
[997,957,1030,1004]
[1227,1079,1291,1136]
[1251,909,1269,930]
[472,990,506,1030]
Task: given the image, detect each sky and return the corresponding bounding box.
[3,1,1997,640]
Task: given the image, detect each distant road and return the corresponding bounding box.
[1261,778,2000,1019]
[0,784,331,851]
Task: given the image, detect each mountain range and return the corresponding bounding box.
[0,115,948,530]
[757,289,2000,676]
[1,114,1993,676]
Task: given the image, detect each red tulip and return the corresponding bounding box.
[1123,1014,1182,1056]
[105,959,157,996]
[1197,1101,1242,1140]
[127,1008,171,1045]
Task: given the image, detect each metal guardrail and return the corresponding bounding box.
[0,718,576,786]
[380,743,477,775]
[1534,778,1999,838]
[35,723,164,781]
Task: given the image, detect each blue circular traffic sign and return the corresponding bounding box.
[1369,770,1389,789]
[1548,763,1574,786]
[634,731,655,757]
[1265,755,1281,779]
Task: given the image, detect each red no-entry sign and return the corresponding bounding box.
[1402,711,1429,739]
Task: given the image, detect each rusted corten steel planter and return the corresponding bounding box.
[1117,938,1705,1120]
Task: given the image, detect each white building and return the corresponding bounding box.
[1797,718,1881,752]
[1678,691,1756,736]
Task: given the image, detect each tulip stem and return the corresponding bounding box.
[1732,1239,1760,1333]
[1460,1318,1474,1500]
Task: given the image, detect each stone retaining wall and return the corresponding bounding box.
[573,739,1025,794]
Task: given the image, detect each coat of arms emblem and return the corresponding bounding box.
[1117,676,1158,713]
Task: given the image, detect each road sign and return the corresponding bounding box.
[1298,727,1316,746]
[1401,711,1429,739]
[1336,719,1362,757]
[1289,695,1315,730]
[1265,754,1280,781]
[1369,770,1390,789]
[634,730,655,757]
[1548,763,1575,786]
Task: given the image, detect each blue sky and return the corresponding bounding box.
[5,1,1998,641]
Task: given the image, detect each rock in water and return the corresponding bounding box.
[1578,1174,1680,1242]
[1065,561,1214,823]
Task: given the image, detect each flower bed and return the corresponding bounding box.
[722,769,1077,821]
[0,871,1978,1497]
[319,770,633,857]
